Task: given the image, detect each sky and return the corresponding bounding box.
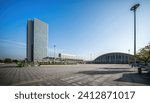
[0,0,150,60]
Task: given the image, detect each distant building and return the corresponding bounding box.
[58,53,84,64]
[27,18,48,62]
[58,53,76,59]
[93,52,133,64]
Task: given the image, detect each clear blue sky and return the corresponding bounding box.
[0,0,150,60]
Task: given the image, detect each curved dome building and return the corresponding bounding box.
[93,52,133,64]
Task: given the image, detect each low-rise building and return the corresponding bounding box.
[93,52,133,64]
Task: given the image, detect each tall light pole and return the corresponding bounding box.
[130,3,140,66]
[53,45,56,59]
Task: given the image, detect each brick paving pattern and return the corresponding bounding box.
[0,64,150,86]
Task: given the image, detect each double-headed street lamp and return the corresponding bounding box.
[130,3,140,66]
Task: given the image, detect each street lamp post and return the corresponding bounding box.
[130,3,140,66]
[54,45,56,59]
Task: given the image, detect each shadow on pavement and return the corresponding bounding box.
[115,73,150,85]
[102,67,131,69]
[77,70,133,75]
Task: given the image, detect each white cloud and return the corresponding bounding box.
[0,39,26,48]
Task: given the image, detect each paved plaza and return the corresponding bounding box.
[0,64,150,86]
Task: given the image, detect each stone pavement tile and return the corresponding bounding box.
[61,74,81,80]
[0,64,150,86]
[61,74,84,83]
[2,68,16,85]
[64,75,87,83]
[71,83,79,86]
[81,77,99,85]
[26,68,36,81]
[11,68,20,83]
[18,70,26,83]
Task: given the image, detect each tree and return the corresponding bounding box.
[136,43,150,64]
[4,58,12,63]
[12,59,18,63]
[0,59,3,63]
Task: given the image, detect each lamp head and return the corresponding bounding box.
[130,3,140,11]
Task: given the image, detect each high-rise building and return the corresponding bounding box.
[27,18,48,62]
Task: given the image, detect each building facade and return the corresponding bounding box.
[58,53,84,64]
[27,18,48,62]
[93,52,133,64]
